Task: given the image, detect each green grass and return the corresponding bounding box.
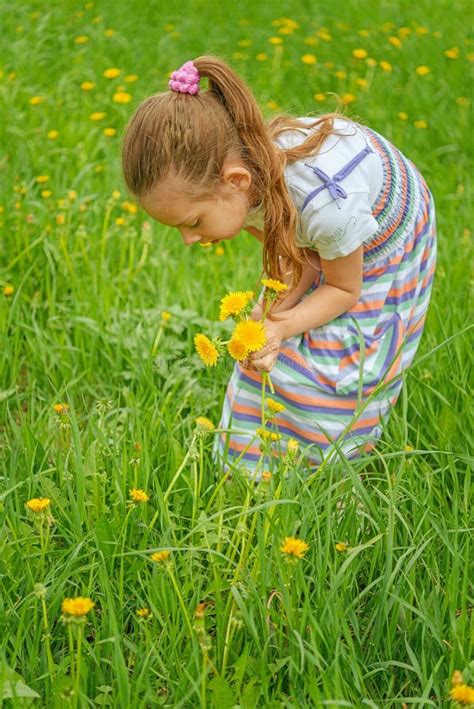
[1,1,473,706]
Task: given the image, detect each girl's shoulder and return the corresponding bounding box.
[277,117,383,213]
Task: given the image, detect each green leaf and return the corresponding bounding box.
[0,665,40,700]
[241,678,261,708]
[208,676,237,709]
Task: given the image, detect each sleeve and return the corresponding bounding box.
[298,191,379,260]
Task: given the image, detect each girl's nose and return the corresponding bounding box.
[180,230,201,246]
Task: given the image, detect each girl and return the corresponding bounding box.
[121,55,436,480]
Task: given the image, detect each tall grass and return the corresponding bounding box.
[1,1,472,706]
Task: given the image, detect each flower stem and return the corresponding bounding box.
[165,565,195,639]
[75,623,83,708]
[40,595,55,679]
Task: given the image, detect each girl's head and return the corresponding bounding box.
[122,54,347,292]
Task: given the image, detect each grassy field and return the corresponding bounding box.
[1,0,473,706]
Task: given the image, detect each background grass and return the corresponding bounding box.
[1,0,473,706]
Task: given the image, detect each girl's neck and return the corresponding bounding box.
[244,225,264,242]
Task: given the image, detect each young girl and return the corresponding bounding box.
[121,55,436,480]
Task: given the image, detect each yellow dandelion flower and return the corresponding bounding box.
[124,74,139,82]
[74,35,89,44]
[451,670,464,686]
[41,190,51,198]
[261,471,272,482]
[68,191,77,201]
[398,112,408,120]
[379,60,392,72]
[286,438,299,454]
[195,416,215,432]
[161,310,172,322]
[449,685,474,705]
[47,130,59,139]
[61,597,95,617]
[103,67,120,78]
[136,607,151,618]
[414,119,428,128]
[113,91,132,104]
[415,26,429,36]
[104,28,115,37]
[444,47,460,59]
[256,427,281,442]
[366,57,377,67]
[317,29,332,42]
[30,96,43,105]
[26,497,51,513]
[280,536,309,558]
[266,399,286,414]
[341,93,356,105]
[129,488,150,503]
[151,550,171,563]
[266,100,279,110]
[219,290,254,321]
[115,217,126,226]
[121,201,137,213]
[261,277,288,293]
[301,54,317,65]
[356,78,369,89]
[227,337,249,361]
[36,175,49,184]
[335,70,346,79]
[81,81,95,90]
[4,285,14,297]
[335,542,348,552]
[256,53,268,61]
[215,246,225,256]
[232,319,266,353]
[352,48,368,59]
[53,403,69,414]
[90,112,106,121]
[404,444,414,452]
[313,92,326,102]
[268,37,283,45]
[112,190,121,199]
[388,36,402,48]
[398,27,411,38]
[415,65,430,76]
[194,333,219,366]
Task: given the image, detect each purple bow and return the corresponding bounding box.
[305,165,348,201]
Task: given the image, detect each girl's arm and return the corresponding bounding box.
[273,246,363,340]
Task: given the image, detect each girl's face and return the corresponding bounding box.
[140,162,256,246]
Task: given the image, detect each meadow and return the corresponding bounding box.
[1,0,473,706]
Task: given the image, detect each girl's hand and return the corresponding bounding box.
[241,319,286,373]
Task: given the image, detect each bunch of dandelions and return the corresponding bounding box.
[193,278,289,367]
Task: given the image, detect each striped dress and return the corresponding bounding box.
[213,122,437,481]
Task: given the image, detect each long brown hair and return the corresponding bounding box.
[122,54,350,303]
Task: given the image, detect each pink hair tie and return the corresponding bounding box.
[168,60,200,95]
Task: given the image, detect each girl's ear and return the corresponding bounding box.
[222,164,252,192]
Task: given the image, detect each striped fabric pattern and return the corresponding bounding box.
[213,125,437,481]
